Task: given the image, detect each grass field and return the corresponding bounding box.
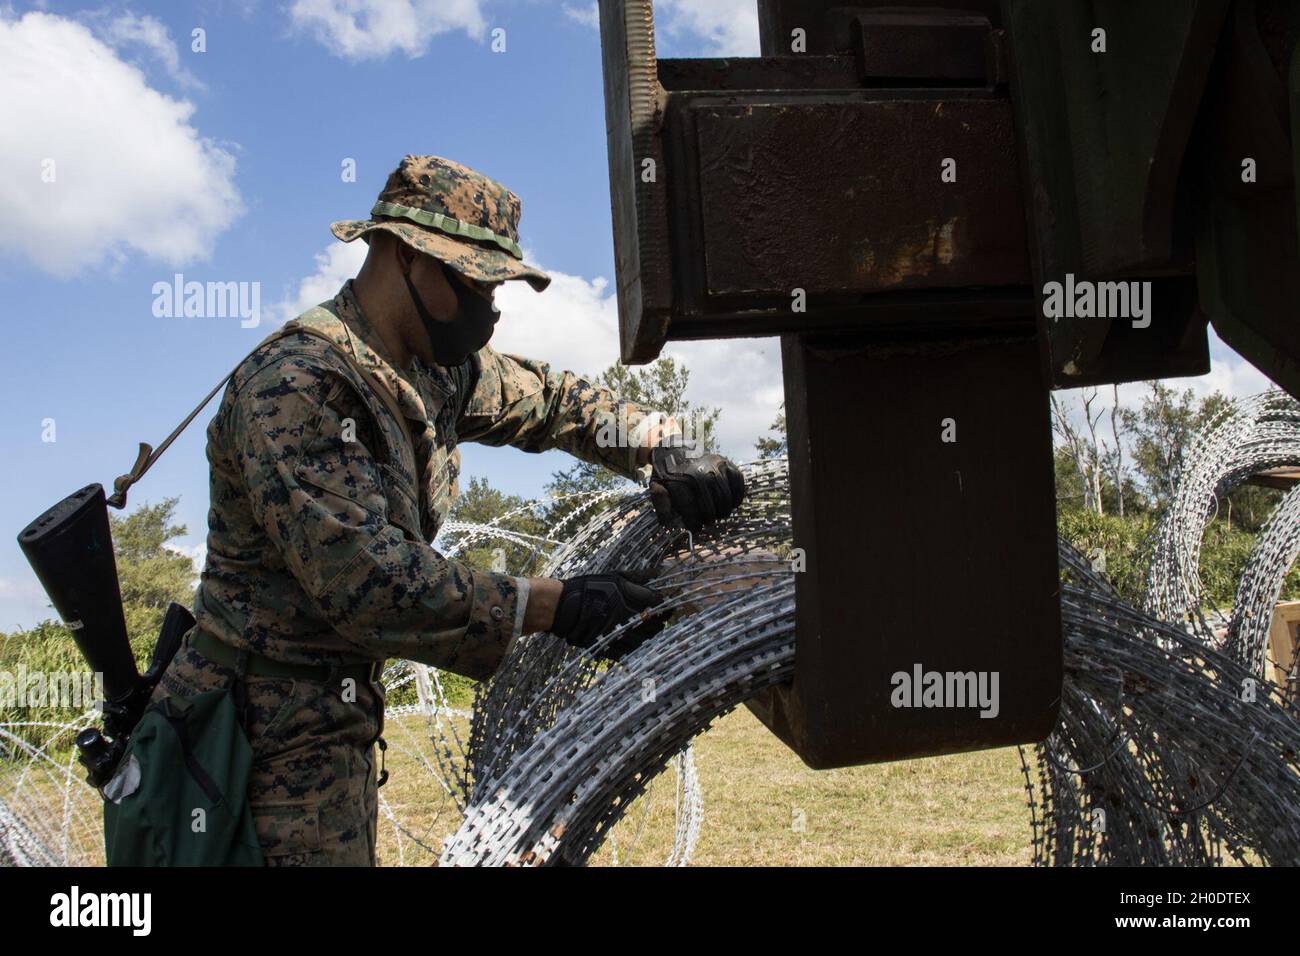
[376,705,1034,866]
[660,708,1032,867]
[3,704,1035,867]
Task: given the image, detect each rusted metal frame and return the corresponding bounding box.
[658,84,1033,338]
[597,0,1066,772]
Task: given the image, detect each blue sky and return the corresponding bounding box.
[0,0,1274,630]
[0,0,776,630]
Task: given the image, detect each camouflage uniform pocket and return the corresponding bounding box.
[253,800,322,864]
[291,391,390,523]
[251,677,306,741]
[426,457,454,534]
[378,463,423,541]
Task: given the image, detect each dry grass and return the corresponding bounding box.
[376,706,1033,867]
[2,706,1032,867]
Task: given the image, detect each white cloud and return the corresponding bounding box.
[0,12,242,277]
[562,3,599,30]
[90,11,204,89]
[289,0,489,60]
[661,337,784,462]
[1200,327,1274,398]
[655,0,760,57]
[271,240,368,323]
[165,542,206,587]
[491,262,622,381]
[289,0,761,60]
[492,259,782,462]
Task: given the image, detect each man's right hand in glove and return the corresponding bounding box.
[523,572,668,660]
[648,434,745,533]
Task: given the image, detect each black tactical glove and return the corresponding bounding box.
[648,434,746,532]
[551,572,669,659]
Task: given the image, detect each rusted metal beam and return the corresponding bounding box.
[598,2,1037,362]
[597,0,673,364]
[747,332,1063,768]
[685,95,1028,299]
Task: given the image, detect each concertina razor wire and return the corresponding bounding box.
[5,392,1300,865]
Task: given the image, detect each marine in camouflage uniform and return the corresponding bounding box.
[153,156,688,865]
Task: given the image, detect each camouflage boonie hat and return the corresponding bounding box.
[331,155,551,292]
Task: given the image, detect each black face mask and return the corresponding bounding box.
[400,255,499,367]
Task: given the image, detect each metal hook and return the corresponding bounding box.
[672,528,697,560]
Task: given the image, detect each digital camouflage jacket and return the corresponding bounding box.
[192,280,662,681]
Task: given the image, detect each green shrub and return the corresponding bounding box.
[1056,510,1156,604]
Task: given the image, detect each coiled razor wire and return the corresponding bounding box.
[407,481,711,864]
[436,457,790,868]
[7,411,1300,865]
[440,452,1300,866]
[1227,483,1300,685]
[1026,389,1300,866]
[1144,388,1300,646]
[1023,541,1300,866]
[441,458,793,865]
[0,719,105,866]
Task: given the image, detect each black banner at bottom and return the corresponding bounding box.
[0,864,1277,941]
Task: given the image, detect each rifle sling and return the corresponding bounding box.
[108,323,415,509]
